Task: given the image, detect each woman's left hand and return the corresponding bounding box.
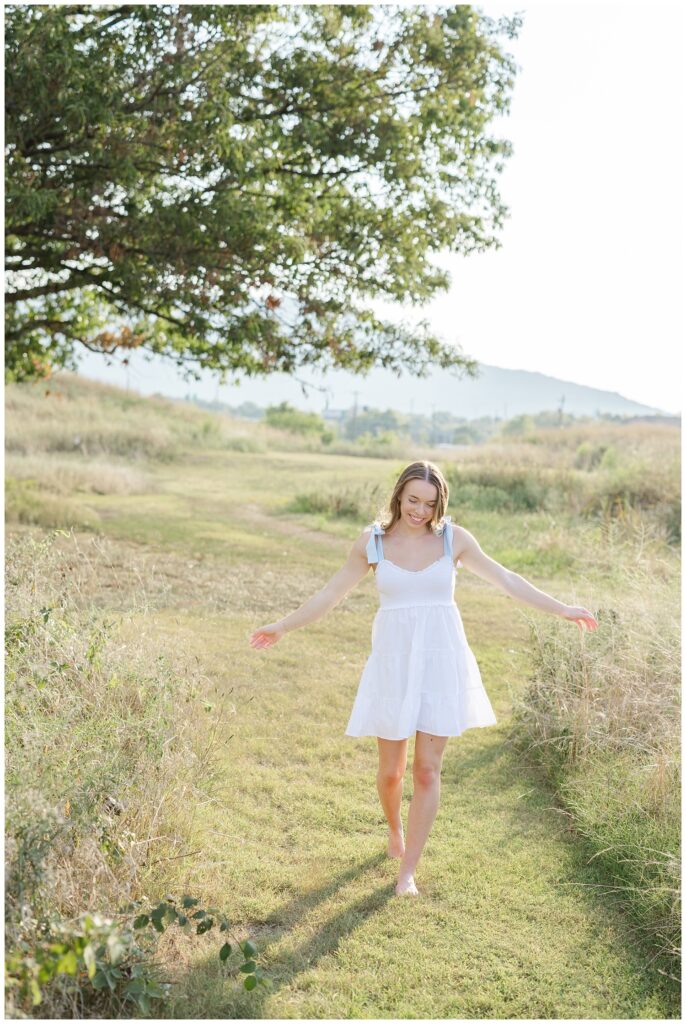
[560,605,599,632]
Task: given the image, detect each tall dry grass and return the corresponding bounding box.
[5,375,224,461]
[442,440,680,543]
[510,566,681,975]
[4,529,239,1017]
[4,453,155,496]
[5,372,415,467]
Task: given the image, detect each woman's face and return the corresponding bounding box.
[399,479,439,529]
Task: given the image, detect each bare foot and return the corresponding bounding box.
[395,873,419,896]
[387,828,405,858]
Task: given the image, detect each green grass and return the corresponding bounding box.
[148,602,675,1019]
[5,377,680,1018]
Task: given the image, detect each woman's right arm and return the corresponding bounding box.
[249,529,372,649]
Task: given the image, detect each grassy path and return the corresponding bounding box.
[84,451,678,1018]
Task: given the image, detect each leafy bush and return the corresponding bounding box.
[500,413,535,436]
[265,401,330,437]
[5,892,268,1017]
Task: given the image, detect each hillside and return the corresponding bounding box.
[243,361,671,420]
[73,348,675,421]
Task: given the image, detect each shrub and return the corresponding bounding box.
[264,401,329,437]
[287,481,387,520]
[445,464,559,513]
[5,892,267,1018]
[574,442,610,471]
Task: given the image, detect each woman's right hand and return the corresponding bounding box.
[249,622,286,649]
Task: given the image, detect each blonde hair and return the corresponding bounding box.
[375,460,450,535]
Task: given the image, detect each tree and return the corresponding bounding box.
[264,400,327,435]
[5,4,522,384]
[342,405,407,441]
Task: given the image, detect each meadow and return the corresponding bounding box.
[4,372,680,1018]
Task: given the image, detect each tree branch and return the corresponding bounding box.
[5,274,105,304]
[4,317,78,342]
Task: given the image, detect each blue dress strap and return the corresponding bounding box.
[365,522,385,564]
[441,515,453,557]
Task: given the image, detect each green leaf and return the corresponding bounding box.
[105,965,123,990]
[181,896,200,908]
[239,960,257,973]
[244,974,257,991]
[147,981,167,998]
[56,949,78,975]
[196,917,214,935]
[133,914,149,929]
[28,977,42,1005]
[37,962,55,984]
[241,940,257,957]
[219,942,232,962]
[124,978,146,996]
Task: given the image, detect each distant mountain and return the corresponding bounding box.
[415,362,669,419]
[186,361,671,420]
[74,345,675,420]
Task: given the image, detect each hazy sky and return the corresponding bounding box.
[77,2,685,413]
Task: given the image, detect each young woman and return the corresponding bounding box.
[249,460,598,897]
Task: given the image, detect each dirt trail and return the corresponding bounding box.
[240,502,345,548]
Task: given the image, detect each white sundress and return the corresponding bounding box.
[345,516,498,741]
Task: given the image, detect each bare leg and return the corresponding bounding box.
[396,731,449,896]
[376,736,409,857]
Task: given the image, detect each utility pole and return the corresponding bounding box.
[351,390,359,437]
[558,394,566,426]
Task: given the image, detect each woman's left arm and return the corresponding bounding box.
[453,526,598,632]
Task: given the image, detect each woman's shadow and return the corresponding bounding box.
[167,850,395,1018]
